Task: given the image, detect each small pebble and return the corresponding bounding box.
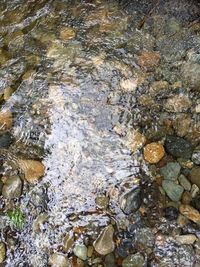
[144,142,165,164]
[164,206,179,220]
[179,204,200,224]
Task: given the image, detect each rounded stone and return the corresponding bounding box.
[0,132,12,148]
[73,244,87,261]
[144,142,165,164]
[164,206,179,220]
[162,180,184,202]
[192,146,200,165]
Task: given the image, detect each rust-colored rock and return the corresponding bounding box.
[138,51,161,69]
[18,159,45,183]
[179,204,200,225]
[143,143,165,164]
[0,109,12,130]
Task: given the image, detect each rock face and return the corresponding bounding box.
[2,175,22,199]
[93,225,115,255]
[143,142,165,164]
[160,162,181,181]
[18,159,45,183]
[162,180,184,202]
[189,167,200,188]
[122,253,145,267]
[120,187,142,215]
[164,135,193,159]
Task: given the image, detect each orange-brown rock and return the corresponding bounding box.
[18,159,45,183]
[138,51,161,69]
[0,109,12,130]
[179,204,200,225]
[143,143,165,164]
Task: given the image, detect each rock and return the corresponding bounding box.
[18,159,45,183]
[173,114,191,137]
[143,142,165,164]
[0,132,12,148]
[87,246,93,258]
[160,162,181,181]
[125,130,146,153]
[73,244,87,261]
[138,51,161,69]
[0,242,6,263]
[162,180,184,202]
[192,194,200,212]
[177,158,193,169]
[120,187,142,215]
[2,175,22,199]
[95,195,109,209]
[192,145,200,165]
[63,232,74,252]
[120,78,138,92]
[60,27,76,41]
[105,253,115,267]
[189,167,200,189]
[181,191,192,205]
[191,184,200,198]
[0,109,12,130]
[181,62,200,91]
[122,252,145,267]
[195,104,200,113]
[93,225,115,256]
[164,135,193,159]
[178,174,191,191]
[49,253,68,267]
[164,94,191,112]
[175,235,197,245]
[164,206,179,220]
[150,80,169,94]
[135,228,155,252]
[33,213,48,233]
[179,204,200,224]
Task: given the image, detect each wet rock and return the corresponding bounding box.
[192,194,200,212]
[63,232,74,252]
[125,130,146,153]
[49,253,68,267]
[2,175,22,199]
[143,142,165,164]
[4,87,13,101]
[173,114,191,137]
[0,132,12,148]
[192,146,200,165]
[122,252,145,267]
[160,162,181,181]
[177,158,193,169]
[179,204,200,224]
[0,109,12,130]
[175,235,197,245]
[164,206,179,220]
[95,195,109,209]
[120,187,142,215]
[93,225,115,255]
[191,184,200,198]
[18,159,45,183]
[150,80,169,94]
[105,253,115,267]
[178,174,191,191]
[73,244,87,261]
[162,180,184,202]
[60,27,76,41]
[164,135,193,159]
[33,213,48,233]
[164,94,191,113]
[135,228,155,252]
[138,51,161,69]
[189,167,200,189]
[181,191,192,205]
[195,104,200,113]
[181,62,200,91]
[0,242,6,263]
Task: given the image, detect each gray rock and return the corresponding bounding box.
[0,242,6,263]
[135,228,155,252]
[160,162,181,181]
[181,62,200,91]
[165,135,193,159]
[192,145,200,165]
[122,252,145,267]
[120,187,142,215]
[93,225,115,256]
[2,176,22,199]
[178,174,191,191]
[0,132,12,148]
[162,180,184,202]
[73,244,87,261]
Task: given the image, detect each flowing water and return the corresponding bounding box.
[0,0,200,266]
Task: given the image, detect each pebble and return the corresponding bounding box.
[2,175,22,199]
[73,244,87,261]
[0,242,6,263]
[181,62,200,91]
[192,146,200,165]
[33,213,48,233]
[104,253,115,267]
[195,104,200,113]
[0,109,12,130]
[181,191,192,205]
[135,227,155,252]
[191,195,200,212]
[122,252,145,267]
[160,162,181,181]
[164,94,191,112]
[162,180,184,202]
[4,87,13,101]
[143,142,165,164]
[150,80,169,94]
[179,204,200,224]
[175,235,197,245]
[95,195,109,209]
[191,184,200,198]
[120,187,142,215]
[49,253,68,267]
[164,135,193,159]
[0,132,12,148]
[60,27,76,40]
[178,174,191,191]
[164,206,179,220]
[125,130,146,153]
[18,159,45,183]
[173,114,191,137]
[138,51,161,69]
[120,78,138,92]
[93,225,115,255]
[189,167,200,189]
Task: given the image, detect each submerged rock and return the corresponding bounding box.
[179,204,200,224]
[181,62,200,91]
[138,51,161,69]
[2,175,22,199]
[60,27,76,41]
[189,167,200,189]
[160,162,181,181]
[143,142,165,164]
[18,159,45,183]
[0,132,12,148]
[120,187,142,215]
[164,206,179,220]
[135,228,155,252]
[192,146,200,165]
[73,244,87,261]
[49,253,68,267]
[178,174,191,191]
[175,235,197,245]
[0,109,12,130]
[164,94,191,113]
[0,242,6,263]
[162,180,184,202]
[122,252,145,267]
[93,225,115,256]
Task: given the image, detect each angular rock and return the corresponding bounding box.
[189,167,200,189]
[93,225,115,256]
[73,244,87,261]
[162,180,184,202]
[122,252,145,267]
[120,187,142,215]
[18,159,45,183]
[179,204,200,224]
[165,135,193,159]
[49,253,68,267]
[2,176,22,199]
[143,142,165,164]
[160,162,181,181]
